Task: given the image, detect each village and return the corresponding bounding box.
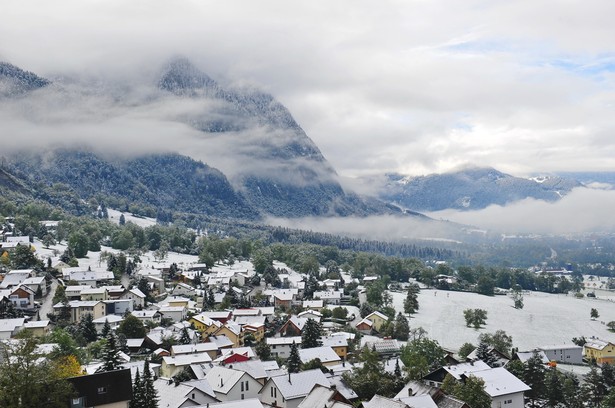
[2,224,615,408]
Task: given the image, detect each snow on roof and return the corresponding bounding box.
[256,306,275,316]
[183,378,217,399]
[356,318,373,328]
[539,344,583,351]
[297,384,352,408]
[443,361,491,380]
[131,310,160,318]
[398,394,438,408]
[363,394,407,408]
[266,336,302,346]
[204,398,265,408]
[326,374,358,400]
[366,311,389,321]
[320,336,348,348]
[584,338,615,350]
[302,300,324,308]
[171,342,218,355]
[200,311,232,319]
[232,308,261,316]
[93,315,123,324]
[270,369,330,400]
[313,290,342,300]
[287,316,309,331]
[191,314,222,328]
[24,320,51,329]
[208,335,235,348]
[217,347,256,361]
[515,350,550,364]
[128,288,146,298]
[234,315,266,326]
[81,287,107,295]
[225,359,268,380]
[153,378,197,408]
[163,352,212,367]
[126,338,144,348]
[470,367,531,397]
[205,366,247,394]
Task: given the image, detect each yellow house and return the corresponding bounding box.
[54,300,107,323]
[365,311,389,332]
[23,320,51,337]
[167,297,190,308]
[584,338,615,364]
[243,323,266,343]
[189,314,222,339]
[211,323,242,347]
[322,336,348,359]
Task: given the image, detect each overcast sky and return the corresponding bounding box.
[2,0,615,179]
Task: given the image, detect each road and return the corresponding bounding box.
[39,277,58,320]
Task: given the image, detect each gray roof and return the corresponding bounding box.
[398,395,438,408]
[299,346,341,364]
[363,395,408,408]
[298,384,353,408]
[269,369,330,400]
[436,394,468,408]
[205,366,248,394]
[470,367,531,397]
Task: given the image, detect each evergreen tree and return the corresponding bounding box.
[394,359,402,377]
[97,330,123,372]
[143,359,159,408]
[79,313,98,343]
[255,339,272,361]
[301,318,323,349]
[602,362,615,388]
[393,312,409,341]
[583,366,606,407]
[130,369,145,408]
[545,366,564,407]
[119,214,126,226]
[591,308,600,320]
[207,287,215,308]
[179,327,191,345]
[287,342,301,373]
[101,319,111,339]
[360,302,374,318]
[403,283,420,314]
[475,341,497,367]
[524,351,546,407]
[117,314,146,338]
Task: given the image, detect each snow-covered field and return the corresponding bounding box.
[391,288,615,352]
[107,209,157,228]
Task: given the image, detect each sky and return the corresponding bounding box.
[2,0,615,179]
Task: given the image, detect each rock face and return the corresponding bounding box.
[379,167,581,212]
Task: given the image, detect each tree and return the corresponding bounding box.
[11,243,40,269]
[393,312,409,341]
[342,346,405,400]
[479,330,513,357]
[119,213,126,226]
[101,319,112,338]
[0,333,74,407]
[331,306,348,320]
[400,337,445,379]
[179,327,191,345]
[453,376,491,408]
[287,342,301,373]
[545,366,564,407]
[68,231,89,258]
[511,284,524,309]
[301,318,323,349]
[464,308,487,329]
[475,341,497,367]
[583,365,606,407]
[591,308,600,320]
[130,369,145,408]
[255,339,272,361]
[153,240,169,262]
[458,342,475,360]
[524,351,546,407]
[79,313,98,343]
[142,359,159,408]
[404,283,420,314]
[96,330,123,372]
[117,314,146,338]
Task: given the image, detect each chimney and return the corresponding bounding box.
[220,378,223,387]
[408,387,413,396]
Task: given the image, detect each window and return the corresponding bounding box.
[271,387,274,397]
[245,381,249,391]
[241,394,244,400]
[97,387,107,394]
[241,382,244,392]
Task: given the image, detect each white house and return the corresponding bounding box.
[298,346,342,367]
[259,369,330,408]
[204,366,261,402]
[159,306,187,322]
[538,345,584,365]
[121,288,146,309]
[0,318,26,339]
[470,367,531,408]
[267,336,302,359]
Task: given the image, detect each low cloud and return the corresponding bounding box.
[428,187,615,235]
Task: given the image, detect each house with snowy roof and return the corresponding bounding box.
[279,316,309,337]
[120,287,146,309]
[204,365,261,402]
[538,344,583,364]
[267,336,302,359]
[584,337,615,365]
[161,353,213,378]
[153,377,218,408]
[259,369,331,408]
[297,384,353,408]
[299,346,342,367]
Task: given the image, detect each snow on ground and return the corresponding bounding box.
[107,209,157,228]
[391,288,615,352]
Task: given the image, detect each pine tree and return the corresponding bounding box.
[602,362,615,388]
[101,319,111,338]
[394,359,402,377]
[207,287,215,308]
[475,341,497,367]
[453,376,491,408]
[130,369,145,408]
[404,283,420,314]
[393,312,409,341]
[287,342,301,373]
[255,339,272,361]
[80,313,98,343]
[545,366,564,407]
[143,359,159,408]
[97,330,123,372]
[301,318,323,349]
[524,351,546,407]
[583,366,606,407]
[179,327,191,345]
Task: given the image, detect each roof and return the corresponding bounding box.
[131,310,161,318]
[539,344,583,351]
[203,399,265,408]
[298,384,353,408]
[93,315,123,324]
[321,336,348,348]
[436,394,468,408]
[365,339,400,354]
[441,361,491,380]
[366,311,389,321]
[153,379,198,408]
[171,342,219,355]
[225,359,269,380]
[515,350,550,364]
[128,288,146,298]
[326,374,359,400]
[363,394,407,408]
[356,318,373,328]
[232,308,261,316]
[163,353,212,367]
[299,346,342,364]
[267,336,302,346]
[269,369,330,400]
[205,366,248,394]
[24,320,50,329]
[469,367,531,397]
[584,338,615,350]
[398,395,438,408]
[287,316,309,331]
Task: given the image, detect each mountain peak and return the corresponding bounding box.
[0,61,50,96]
[158,57,216,95]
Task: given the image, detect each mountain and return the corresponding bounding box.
[375,167,582,212]
[0,62,50,97]
[0,59,404,220]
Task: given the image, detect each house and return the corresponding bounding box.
[297,384,353,408]
[200,310,233,324]
[298,310,322,321]
[65,285,90,300]
[260,369,331,408]
[211,322,242,347]
[363,394,408,408]
[423,361,492,386]
[171,342,220,359]
[8,285,35,309]
[0,269,35,289]
[54,300,107,323]
[159,306,187,323]
[93,315,123,333]
[68,368,132,408]
[131,310,162,325]
[190,313,223,338]
[161,353,213,377]
[470,367,531,408]
[539,344,584,364]
[242,322,266,342]
[204,365,261,401]
[355,318,374,334]
[153,378,218,408]
[0,317,26,339]
[172,282,197,297]
[320,336,349,360]
[584,338,615,365]
[101,285,126,299]
[80,287,109,301]
[105,299,133,316]
[68,270,115,286]
[513,350,550,365]
[364,339,401,357]
[120,288,146,309]
[279,316,308,337]
[362,311,389,331]
[224,360,273,386]
[267,336,303,359]
[22,276,47,296]
[23,320,51,337]
[313,290,342,305]
[302,300,324,310]
[299,346,342,367]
